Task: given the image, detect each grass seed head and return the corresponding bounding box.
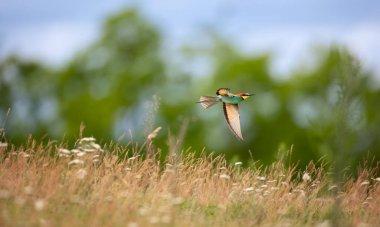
[147,126,162,140]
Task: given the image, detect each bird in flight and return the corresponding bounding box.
[198,88,254,141]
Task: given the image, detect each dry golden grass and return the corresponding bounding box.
[0,137,379,227]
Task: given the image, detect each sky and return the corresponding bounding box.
[1,0,380,77]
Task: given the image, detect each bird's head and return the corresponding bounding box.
[216,88,230,96]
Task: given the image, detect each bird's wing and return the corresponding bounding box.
[198,96,219,109]
[223,103,243,141]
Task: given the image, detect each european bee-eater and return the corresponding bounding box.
[198,88,254,141]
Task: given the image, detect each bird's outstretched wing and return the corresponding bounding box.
[198,96,219,109]
[222,103,243,141]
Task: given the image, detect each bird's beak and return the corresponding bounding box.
[242,93,254,100]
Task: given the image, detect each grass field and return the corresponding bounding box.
[0,136,379,227]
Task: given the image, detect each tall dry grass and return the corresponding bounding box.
[0,135,379,227]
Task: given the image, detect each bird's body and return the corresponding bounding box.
[220,95,245,104]
[198,88,253,141]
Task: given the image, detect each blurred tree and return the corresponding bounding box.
[0,56,57,142]
[56,9,165,141]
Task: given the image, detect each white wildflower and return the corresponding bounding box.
[59,153,70,158]
[34,199,45,211]
[76,152,86,157]
[83,148,95,153]
[149,216,160,224]
[80,137,96,143]
[138,208,149,216]
[39,218,47,225]
[22,153,31,158]
[68,159,84,166]
[24,186,33,195]
[91,143,101,150]
[0,189,11,199]
[357,222,370,227]
[59,148,71,155]
[302,172,311,182]
[161,193,173,200]
[315,220,331,227]
[172,197,184,205]
[127,222,138,227]
[219,174,230,180]
[71,149,81,154]
[256,176,266,181]
[76,169,87,179]
[158,205,170,213]
[244,187,255,193]
[360,181,370,186]
[161,215,171,223]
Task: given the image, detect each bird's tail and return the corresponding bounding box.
[197,96,219,109]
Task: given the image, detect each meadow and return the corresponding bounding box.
[0,132,379,227]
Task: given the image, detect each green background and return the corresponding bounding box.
[1,9,379,170]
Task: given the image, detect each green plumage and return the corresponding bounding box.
[220,96,244,104]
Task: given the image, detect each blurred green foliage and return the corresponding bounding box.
[0,9,379,169]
